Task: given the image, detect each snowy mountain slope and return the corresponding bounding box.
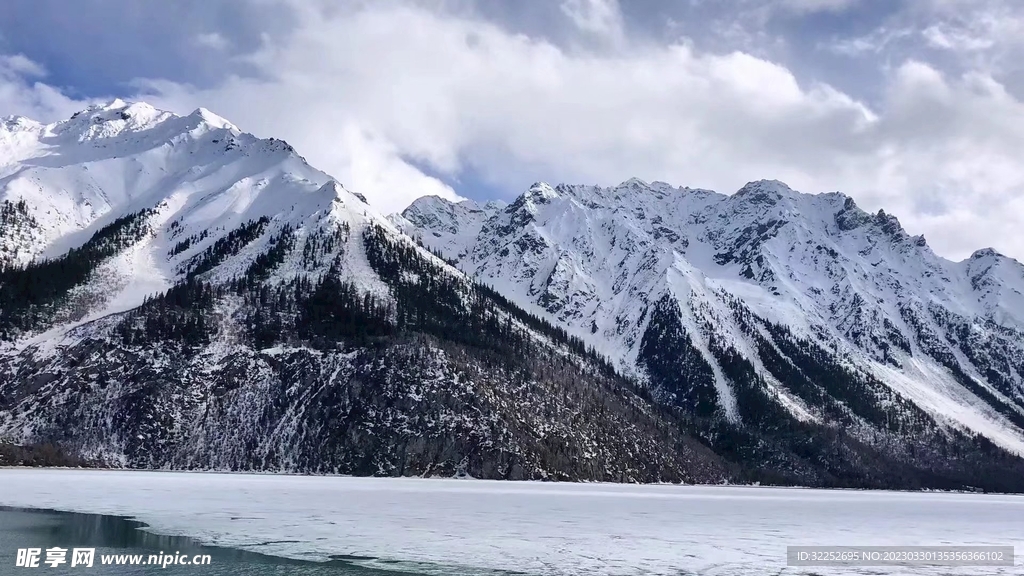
[398,179,1024,460]
[3,101,1024,490]
[0,101,733,483]
[0,99,346,323]
[388,196,506,265]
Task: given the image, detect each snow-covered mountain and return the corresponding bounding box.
[3,100,1024,490]
[0,99,365,314]
[397,178,1024,466]
[0,101,729,482]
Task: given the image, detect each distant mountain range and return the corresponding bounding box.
[2,101,1023,490]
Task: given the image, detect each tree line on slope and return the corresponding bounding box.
[0,208,155,339]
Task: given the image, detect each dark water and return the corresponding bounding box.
[0,507,408,576]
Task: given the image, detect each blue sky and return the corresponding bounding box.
[2,0,1024,260]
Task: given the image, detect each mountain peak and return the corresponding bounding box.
[58,100,174,141]
[970,247,1003,260]
[1,114,42,131]
[77,98,128,113]
[188,106,237,130]
[318,179,368,205]
[618,177,648,188]
[318,179,344,196]
[735,179,794,196]
[873,208,906,236]
[100,98,128,110]
[56,100,239,140]
[526,182,559,201]
[77,98,155,117]
[730,180,796,211]
[0,96,354,273]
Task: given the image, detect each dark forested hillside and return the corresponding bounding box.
[0,209,154,339]
[638,294,1024,492]
[0,220,728,483]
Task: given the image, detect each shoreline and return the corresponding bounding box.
[0,465,1007,495]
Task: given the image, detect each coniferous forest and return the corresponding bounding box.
[0,209,154,338]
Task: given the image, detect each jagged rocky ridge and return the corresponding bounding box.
[3,102,1024,490]
[395,179,1024,491]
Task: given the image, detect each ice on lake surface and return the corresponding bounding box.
[0,469,1020,575]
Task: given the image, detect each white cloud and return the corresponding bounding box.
[1,54,47,77]
[132,5,872,214]
[853,61,1024,257]
[126,2,1024,260]
[0,54,92,122]
[6,2,1024,262]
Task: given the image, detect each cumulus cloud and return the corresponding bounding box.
[4,1,1024,262]
[132,3,876,214]
[861,61,1024,257]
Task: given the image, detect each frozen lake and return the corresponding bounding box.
[0,469,1020,575]
[0,507,386,575]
